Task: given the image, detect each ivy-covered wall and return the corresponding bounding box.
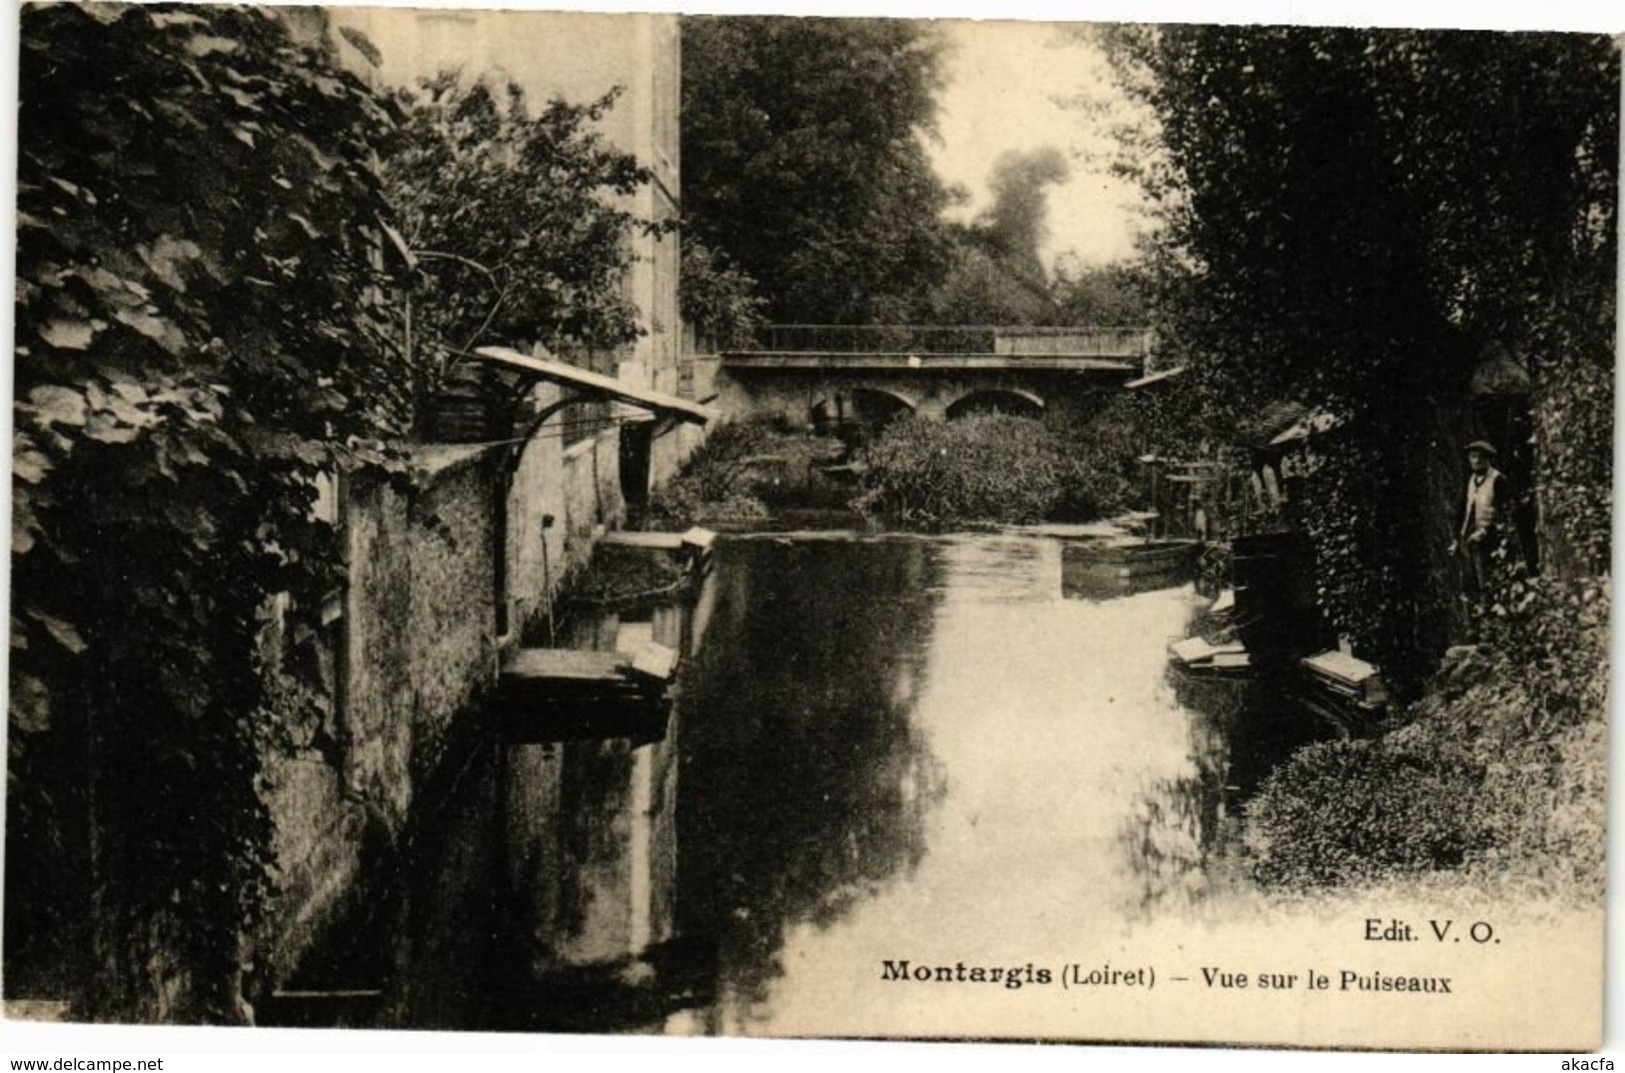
[11,4,410,1022]
[9,3,689,1021]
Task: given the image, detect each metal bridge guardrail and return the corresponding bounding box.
[748,324,1153,357]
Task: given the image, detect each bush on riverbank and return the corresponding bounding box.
[852,414,1134,528]
[1245,580,1609,903]
[1245,738,1491,889]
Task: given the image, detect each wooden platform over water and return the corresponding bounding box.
[494,642,678,742]
[599,527,717,571]
[501,642,675,693]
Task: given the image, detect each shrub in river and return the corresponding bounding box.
[853,414,1070,527]
[647,419,844,527]
[1244,738,1491,890]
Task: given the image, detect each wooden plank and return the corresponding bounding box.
[600,531,686,551]
[628,641,678,682]
[474,346,716,425]
[1301,649,1380,685]
[1125,365,1187,389]
[502,648,628,684]
[681,526,717,553]
[1169,636,1218,664]
[1169,636,1247,665]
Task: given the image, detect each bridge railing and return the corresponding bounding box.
[748,324,1152,357]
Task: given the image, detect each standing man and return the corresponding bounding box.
[1450,439,1511,596]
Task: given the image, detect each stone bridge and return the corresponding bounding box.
[715,325,1152,430]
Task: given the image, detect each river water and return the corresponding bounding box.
[275,532,1323,1036]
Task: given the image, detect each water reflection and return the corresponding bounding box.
[672,538,946,1024]
[1117,706,1235,920]
[707,544,1204,1036]
[276,533,1324,1036]
[1119,668,1329,920]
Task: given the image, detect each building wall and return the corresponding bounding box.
[260,413,631,985]
[261,446,502,985]
[652,351,721,490]
[504,385,626,644]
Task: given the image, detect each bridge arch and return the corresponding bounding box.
[810,387,917,432]
[945,388,1045,421]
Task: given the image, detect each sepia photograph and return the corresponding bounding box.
[4,0,1619,1063]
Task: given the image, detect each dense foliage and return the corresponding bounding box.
[385,74,659,419]
[647,419,847,528]
[1107,26,1617,896]
[681,16,956,324]
[917,230,1056,326]
[13,7,674,1020]
[678,239,767,350]
[918,147,1151,328]
[1245,738,1491,889]
[13,4,406,1018]
[1249,606,1609,900]
[853,415,1130,528]
[1105,26,1617,681]
[1051,258,1151,326]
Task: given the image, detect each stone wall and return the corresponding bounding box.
[716,366,1119,429]
[261,409,657,990]
[260,446,504,986]
[648,355,720,489]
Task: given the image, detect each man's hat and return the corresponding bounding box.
[1464,440,1498,456]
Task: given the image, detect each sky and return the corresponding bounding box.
[926,19,1150,270]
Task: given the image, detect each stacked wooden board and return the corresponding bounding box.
[1300,649,1388,711]
[1167,635,1253,676]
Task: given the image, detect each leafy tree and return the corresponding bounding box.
[678,238,766,350]
[919,150,1151,328]
[384,74,659,418]
[1051,256,1149,325]
[1103,26,1616,682]
[917,225,1055,326]
[977,147,1071,285]
[13,4,405,1019]
[681,16,956,324]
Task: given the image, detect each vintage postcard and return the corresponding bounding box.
[4,0,1617,1065]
